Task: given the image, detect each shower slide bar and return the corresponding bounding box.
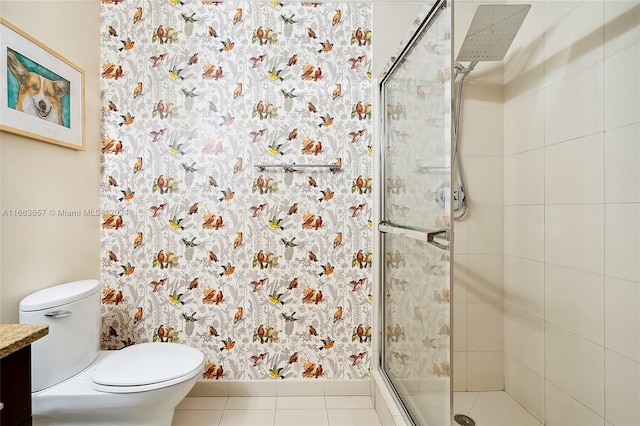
[378,221,450,251]
[254,163,340,171]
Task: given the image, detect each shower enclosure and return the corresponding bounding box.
[378,1,453,424]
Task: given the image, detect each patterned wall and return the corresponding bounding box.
[99,0,373,380]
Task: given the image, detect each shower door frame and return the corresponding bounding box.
[376,0,454,424]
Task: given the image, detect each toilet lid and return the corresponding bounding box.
[92,342,204,388]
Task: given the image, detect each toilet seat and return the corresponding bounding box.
[91,342,204,394]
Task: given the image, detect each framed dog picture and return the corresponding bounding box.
[0,18,84,150]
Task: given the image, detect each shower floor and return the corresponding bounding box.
[454,391,541,426]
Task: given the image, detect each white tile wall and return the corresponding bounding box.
[453,303,467,352]
[543,1,583,30]
[604,123,640,203]
[544,133,604,205]
[504,305,544,376]
[544,381,604,426]
[467,206,504,255]
[504,91,545,155]
[503,255,544,319]
[459,83,504,158]
[466,157,504,206]
[462,82,505,109]
[545,204,604,274]
[504,148,544,206]
[467,303,503,351]
[604,1,640,57]
[504,355,544,422]
[453,254,468,303]
[504,206,545,261]
[544,63,604,146]
[545,324,604,417]
[545,264,604,345]
[460,110,504,158]
[467,254,503,303]
[543,1,603,86]
[604,43,640,131]
[454,78,505,390]
[604,349,640,426]
[605,203,640,282]
[604,276,640,363]
[500,1,640,425]
[453,352,467,391]
[504,42,545,102]
[453,220,468,255]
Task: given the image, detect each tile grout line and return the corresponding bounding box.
[466,391,481,415]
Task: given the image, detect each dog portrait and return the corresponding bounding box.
[6,48,70,128]
[1,18,84,149]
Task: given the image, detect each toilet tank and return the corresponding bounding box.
[19,279,101,392]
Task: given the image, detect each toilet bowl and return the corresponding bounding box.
[20,279,204,426]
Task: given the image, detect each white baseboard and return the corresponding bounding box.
[188,379,371,397]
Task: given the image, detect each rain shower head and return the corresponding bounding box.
[456,4,531,62]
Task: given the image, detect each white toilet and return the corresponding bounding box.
[19,279,204,426]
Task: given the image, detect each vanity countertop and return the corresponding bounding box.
[0,324,48,359]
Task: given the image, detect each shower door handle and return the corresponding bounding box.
[378,222,450,251]
[426,229,450,251]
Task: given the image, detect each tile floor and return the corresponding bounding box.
[172,390,540,426]
[454,391,542,426]
[172,395,381,426]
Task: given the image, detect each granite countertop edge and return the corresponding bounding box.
[0,324,49,359]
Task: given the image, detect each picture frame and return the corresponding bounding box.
[0,18,85,150]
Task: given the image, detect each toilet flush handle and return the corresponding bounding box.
[44,310,71,318]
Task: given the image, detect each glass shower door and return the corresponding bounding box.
[379,1,452,425]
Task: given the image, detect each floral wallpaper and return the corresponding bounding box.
[99,0,373,381]
[382,3,451,382]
